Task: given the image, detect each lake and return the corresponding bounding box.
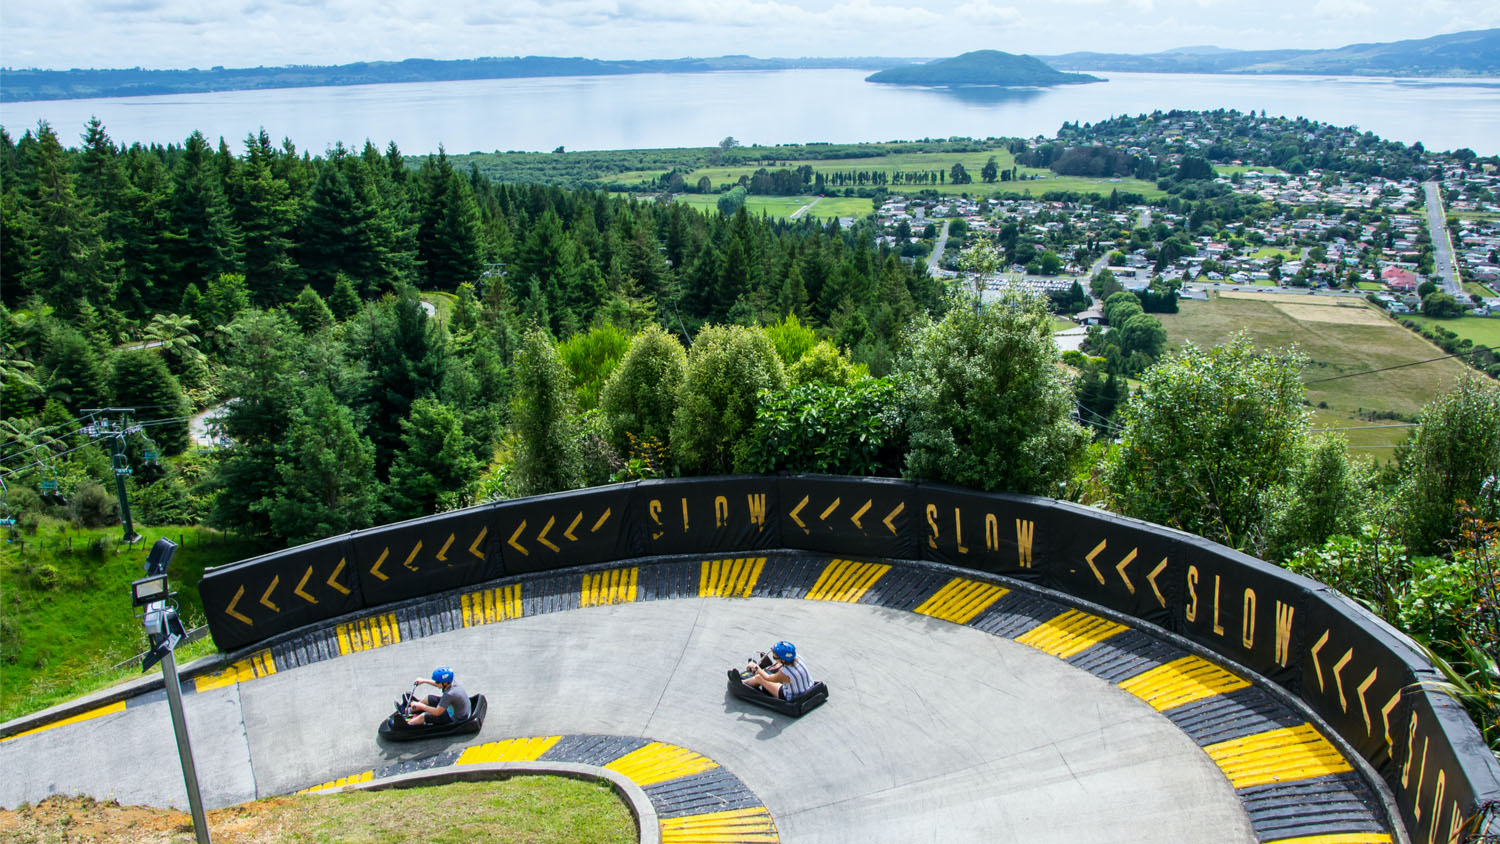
[3,69,1497,156]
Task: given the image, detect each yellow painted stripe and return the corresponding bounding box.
[606,742,719,786]
[699,558,766,598]
[297,769,373,793]
[580,567,639,608]
[1204,723,1354,789]
[1,700,127,742]
[456,735,562,765]
[914,578,1009,624]
[1263,835,1392,844]
[461,584,523,627]
[660,806,779,843]
[1119,655,1250,711]
[335,613,401,656]
[805,559,890,603]
[193,649,278,693]
[1015,609,1126,659]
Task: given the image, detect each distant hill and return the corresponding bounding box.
[867,50,1101,86]
[1042,28,1500,77]
[0,55,914,103]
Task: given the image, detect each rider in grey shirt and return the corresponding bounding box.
[407,666,471,725]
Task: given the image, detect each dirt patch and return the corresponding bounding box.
[1274,303,1390,325]
[1216,290,1369,308]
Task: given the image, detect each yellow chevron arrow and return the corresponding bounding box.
[564,512,582,542]
[327,558,351,595]
[882,502,904,535]
[508,521,529,556]
[370,548,390,581]
[295,566,317,604]
[1116,548,1138,594]
[1147,558,1168,608]
[403,540,423,572]
[537,516,560,552]
[259,575,280,612]
[851,499,872,530]
[819,497,840,522]
[1085,539,1108,585]
[469,527,487,559]
[789,495,809,534]
[225,585,252,625]
[592,508,611,532]
[436,533,454,562]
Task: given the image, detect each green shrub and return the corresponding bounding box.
[68,482,119,529]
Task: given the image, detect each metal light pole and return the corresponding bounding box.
[134,539,211,844]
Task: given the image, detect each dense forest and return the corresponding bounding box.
[0,118,943,548]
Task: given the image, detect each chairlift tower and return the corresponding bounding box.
[81,407,144,543]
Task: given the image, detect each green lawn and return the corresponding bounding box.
[1403,315,1500,348]
[619,147,1164,201]
[1155,296,1473,452]
[666,194,871,220]
[1251,247,1302,260]
[1356,282,1384,290]
[1464,281,1497,298]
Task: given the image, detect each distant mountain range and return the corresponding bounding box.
[867,51,1100,87]
[2,28,1495,104]
[1041,28,1500,77]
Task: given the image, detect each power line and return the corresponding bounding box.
[1305,345,1494,384]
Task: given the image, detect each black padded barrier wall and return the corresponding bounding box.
[629,476,781,558]
[199,534,361,652]
[776,475,914,560]
[198,474,1500,839]
[491,484,634,576]
[348,504,501,607]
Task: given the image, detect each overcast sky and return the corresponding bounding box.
[2,0,1496,71]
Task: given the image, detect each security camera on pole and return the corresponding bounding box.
[132,538,211,844]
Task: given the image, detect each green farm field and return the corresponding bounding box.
[1155,295,1473,453]
[668,194,873,220]
[617,147,1163,201]
[1402,315,1500,348]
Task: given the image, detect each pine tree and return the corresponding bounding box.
[108,350,190,455]
[386,398,479,519]
[288,285,335,334]
[21,122,117,314]
[163,131,242,302]
[268,386,379,545]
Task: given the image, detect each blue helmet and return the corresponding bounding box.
[772,641,796,662]
[432,667,454,685]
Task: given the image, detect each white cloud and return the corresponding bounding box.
[0,0,1485,70]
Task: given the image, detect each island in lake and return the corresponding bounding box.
[866,50,1102,87]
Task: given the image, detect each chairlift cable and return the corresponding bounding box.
[1304,345,1494,384]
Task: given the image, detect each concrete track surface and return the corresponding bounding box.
[0,554,1397,843]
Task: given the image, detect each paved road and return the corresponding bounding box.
[788,197,821,220]
[926,219,950,276]
[1423,181,1463,297]
[1,598,1256,842]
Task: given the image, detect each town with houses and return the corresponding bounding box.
[873,161,1500,321]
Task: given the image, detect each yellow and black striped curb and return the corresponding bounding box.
[298,734,776,844]
[11,552,1396,842]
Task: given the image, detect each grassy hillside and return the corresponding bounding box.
[1156,294,1475,454]
[0,521,265,721]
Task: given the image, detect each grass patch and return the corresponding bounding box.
[0,778,635,843]
[1463,281,1497,298]
[421,290,458,323]
[1155,295,1473,437]
[1402,315,1500,348]
[622,147,1163,201]
[1250,247,1301,260]
[1356,282,1384,290]
[0,520,264,721]
[808,196,875,219]
[664,194,871,221]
